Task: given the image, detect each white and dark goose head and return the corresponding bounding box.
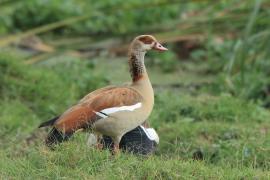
[130,35,168,53]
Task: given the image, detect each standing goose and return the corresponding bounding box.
[39,35,167,153]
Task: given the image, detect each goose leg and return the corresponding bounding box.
[95,134,103,150]
[112,136,122,155]
[113,143,120,155]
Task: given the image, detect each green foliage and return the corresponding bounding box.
[152,93,269,125]
[149,50,178,73]
[210,0,270,106]
[158,119,270,169]
[38,57,108,99]
[0,100,38,131]
[4,0,180,35]
[8,0,82,33]
[0,52,107,121]
[152,92,270,169]
[224,31,270,106]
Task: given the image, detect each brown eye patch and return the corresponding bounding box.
[138,36,154,44]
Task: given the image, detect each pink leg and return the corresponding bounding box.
[95,142,104,150]
[95,135,103,150]
[112,143,120,155]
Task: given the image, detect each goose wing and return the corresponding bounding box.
[54,86,143,133]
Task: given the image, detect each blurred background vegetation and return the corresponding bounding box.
[1,0,270,178]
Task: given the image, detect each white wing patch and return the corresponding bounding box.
[94,102,142,118]
[95,111,108,118]
[140,126,159,144]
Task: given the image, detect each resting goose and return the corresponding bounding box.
[39,35,167,154]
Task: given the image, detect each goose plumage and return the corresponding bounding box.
[39,35,167,153]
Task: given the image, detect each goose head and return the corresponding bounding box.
[130,35,168,53]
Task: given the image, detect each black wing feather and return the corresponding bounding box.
[38,116,59,128]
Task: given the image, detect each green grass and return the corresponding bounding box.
[1,146,269,179]
[1,52,270,179]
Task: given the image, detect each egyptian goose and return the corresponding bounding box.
[39,35,167,154]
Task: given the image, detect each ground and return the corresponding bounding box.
[0,53,270,179]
